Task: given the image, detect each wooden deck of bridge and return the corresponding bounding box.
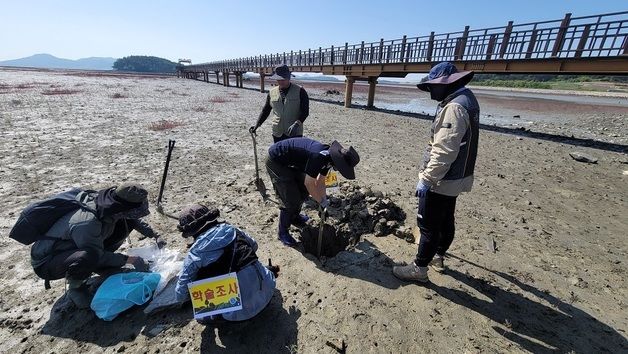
[179,12,628,108]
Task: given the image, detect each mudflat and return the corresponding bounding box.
[0,68,626,353]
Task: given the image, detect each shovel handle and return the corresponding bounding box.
[317,205,325,258]
[250,131,260,181]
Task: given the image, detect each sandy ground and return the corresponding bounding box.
[0,68,627,353]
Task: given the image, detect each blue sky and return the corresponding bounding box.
[1,0,626,63]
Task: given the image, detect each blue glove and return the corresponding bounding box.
[286,121,301,137]
[320,197,329,209]
[415,180,430,199]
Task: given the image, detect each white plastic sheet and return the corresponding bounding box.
[127,245,183,295]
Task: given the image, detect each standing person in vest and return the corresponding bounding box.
[393,62,479,283]
[174,204,278,322]
[265,137,360,246]
[30,183,165,308]
[249,64,309,143]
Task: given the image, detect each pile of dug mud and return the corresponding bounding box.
[300,184,414,257]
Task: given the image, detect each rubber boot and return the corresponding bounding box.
[278,210,297,246]
[66,279,92,309]
[291,213,309,228]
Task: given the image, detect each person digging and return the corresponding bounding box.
[265,137,360,246]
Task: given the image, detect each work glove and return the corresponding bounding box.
[128,256,150,272]
[320,197,330,209]
[154,235,167,249]
[286,121,301,137]
[318,198,329,219]
[415,180,430,199]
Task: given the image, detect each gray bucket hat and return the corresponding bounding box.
[269,64,292,80]
[114,183,148,203]
[416,62,474,92]
[112,183,150,219]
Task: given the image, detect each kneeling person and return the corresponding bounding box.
[174,204,277,322]
[30,183,164,308]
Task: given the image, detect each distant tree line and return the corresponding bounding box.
[113,56,177,73]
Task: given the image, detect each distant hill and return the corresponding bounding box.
[0,54,116,70]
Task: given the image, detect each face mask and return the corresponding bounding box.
[429,85,448,102]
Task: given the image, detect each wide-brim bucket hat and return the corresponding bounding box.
[329,141,360,180]
[416,62,474,92]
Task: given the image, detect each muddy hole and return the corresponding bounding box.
[299,184,411,258]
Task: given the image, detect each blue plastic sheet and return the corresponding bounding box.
[91,272,161,321]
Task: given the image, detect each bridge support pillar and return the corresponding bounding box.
[259,72,265,92]
[215,71,220,84]
[367,77,378,108]
[344,76,355,108]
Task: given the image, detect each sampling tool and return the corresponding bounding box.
[156,139,178,220]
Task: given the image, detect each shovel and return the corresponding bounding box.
[249,128,268,199]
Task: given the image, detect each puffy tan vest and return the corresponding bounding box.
[269,84,302,137]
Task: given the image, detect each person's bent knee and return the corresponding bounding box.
[66,249,100,280]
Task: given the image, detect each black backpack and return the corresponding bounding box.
[9,188,97,245]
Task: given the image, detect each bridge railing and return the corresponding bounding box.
[187,12,627,72]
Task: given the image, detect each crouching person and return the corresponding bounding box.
[30,183,164,308]
[174,204,277,322]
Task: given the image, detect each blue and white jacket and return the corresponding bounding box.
[175,223,276,321]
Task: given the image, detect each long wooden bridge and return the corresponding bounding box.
[179,12,628,107]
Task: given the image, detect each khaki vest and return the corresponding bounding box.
[269,84,303,137]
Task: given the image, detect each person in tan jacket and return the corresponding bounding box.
[393,62,479,283]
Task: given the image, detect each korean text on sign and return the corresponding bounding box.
[187,272,242,319]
